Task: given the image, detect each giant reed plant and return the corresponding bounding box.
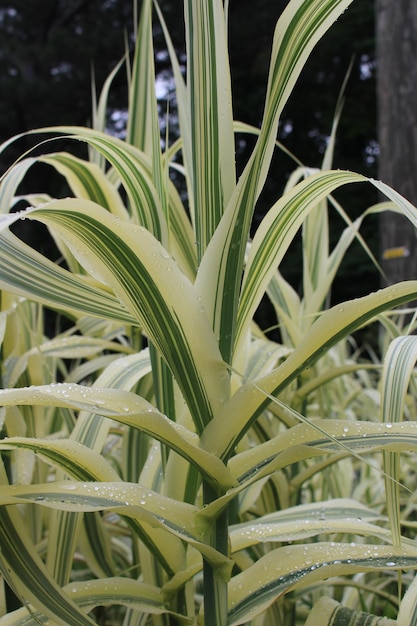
[1,1,417,624]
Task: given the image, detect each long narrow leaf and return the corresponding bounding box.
[0,384,235,490]
[1,199,229,433]
[1,578,193,626]
[230,499,393,552]
[0,230,137,324]
[236,170,366,352]
[185,0,235,259]
[196,0,353,362]
[198,419,417,522]
[201,281,417,458]
[40,153,129,218]
[0,505,96,626]
[228,543,417,626]
[0,481,232,576]
[380,335,417,546]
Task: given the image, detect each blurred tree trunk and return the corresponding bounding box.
[376,0,417,285]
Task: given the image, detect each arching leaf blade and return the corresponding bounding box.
[0,230,136,325]
[0,505,96,626]
[202,281,417,458]
[236,170,366,351]
[0,384,235,490]
[12,199,229,433]
[228,543,417,626]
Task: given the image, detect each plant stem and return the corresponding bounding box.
[202,482,229,626]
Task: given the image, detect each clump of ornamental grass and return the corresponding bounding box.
[1,1,417,625]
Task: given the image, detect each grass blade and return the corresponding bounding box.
[6,199,229,433]
[202,281,417,458]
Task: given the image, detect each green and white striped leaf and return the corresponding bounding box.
[0,578,193,626]
[372,179,417,229]
[20,126,197,276]
[0,436,119,481]
[0,504,96,626]
[0,384,235,489]
[127,0,173,260]
[201,281,417,459]
[0,230,137,324]
[126,0,156,155]
[198,419,417,522]
[229,499,405,553]
[196,0,353,363]
[34,334,133,359]
[397,572,417,626]
[230,499,415,554]
[0,157,39,214]
[228,542,417,626]
[1,0,417,623]
[90,53,126,169]
[267,269,303,347]
[230,418,417,486]
[305,597,396,626]
[50,350,156,585]
[235,170,367,352]
[293,362,379,404]
[0,480,198,537]
[40,152,129,218]
[380,335,417,547]
[184,0,235,259]
[48,130,168,240]
[1,199,229,434]
[300,63,349,307]
[0,481,232,577]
